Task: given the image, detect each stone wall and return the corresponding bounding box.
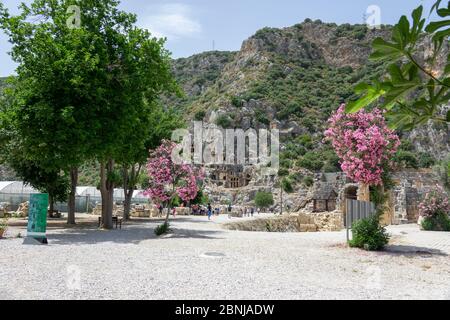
[390,169,442,224]
[223,211,344,233]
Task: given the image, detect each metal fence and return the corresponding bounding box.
[0,193,150,213]
[346,199,376,242]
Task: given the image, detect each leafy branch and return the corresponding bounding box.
[347,2,450,129]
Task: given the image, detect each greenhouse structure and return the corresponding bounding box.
[0,181,148,212]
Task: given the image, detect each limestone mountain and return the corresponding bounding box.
[168,19,450,174]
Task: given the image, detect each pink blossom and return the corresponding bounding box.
[323,104,400,186]
[144,140,202,205]
[419,185,450,218]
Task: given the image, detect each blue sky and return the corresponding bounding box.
[0,0,438,76]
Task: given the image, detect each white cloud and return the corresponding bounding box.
[139,3,202,40]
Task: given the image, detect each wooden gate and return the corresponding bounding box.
[346,199,376,242]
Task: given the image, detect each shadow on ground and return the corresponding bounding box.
[46,224,225,245]
[383,245,448,257]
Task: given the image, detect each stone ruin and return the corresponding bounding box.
[207,165,253,189]
[15,201,29,218]
[224,211,344,233]
[203,167,446,227]
[90,203,192,218]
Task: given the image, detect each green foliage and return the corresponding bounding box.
[334,24,368,40]
[281,178,294,193]
[421,212,450,231]
[254,108,270,125]
[230,96,243,108]
[191,189,209,205]
[154,222,170,236]
[349,214,390,251]
[215,114,233,128]
[254,191,274,209]
[394,150,419,168]
[0,0,179,228]
[418,152,436,168]
[302,176,314,187]
[278,168,289,177]
[297,152,324,171]
[194,110,206,121]
[348,2,450,129]
[433,156,450,191]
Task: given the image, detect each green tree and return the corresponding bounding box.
[254,191,274,211]
[0,136,69,215]
[347,2,450,129]
[0,0,177,229]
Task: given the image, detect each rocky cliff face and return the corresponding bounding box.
[169,20,449,162]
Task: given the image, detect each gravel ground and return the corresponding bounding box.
[1,214,450,300]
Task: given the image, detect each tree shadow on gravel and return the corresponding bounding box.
[47,225,224,245]
[162,228,225,240]
[382,245,448,257]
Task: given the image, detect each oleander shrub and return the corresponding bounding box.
[419,186,450,232]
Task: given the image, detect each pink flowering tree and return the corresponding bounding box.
[418,186,450,231]
[144,140,204,224]
[324,104,400,200]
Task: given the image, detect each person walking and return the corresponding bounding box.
[228,204,232,219]
[251,207,254,217]
[207,203,212,220]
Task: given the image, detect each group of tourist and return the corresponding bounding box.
[154,203,263,220]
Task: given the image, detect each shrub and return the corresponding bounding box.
[215,115,232,128]
[254,191,274,209]
[278,168,289,177]
[254,109,270,125]
[154,222,170,236]
[419,186,450,231]
[349,215,390,251]
[418,152,436,168]
[281,178,294,193]
[297,152,324,171]
[194,110,206,121]
[302,176,314,187]
[421,212,450,231]
[394,150,419,169]
[230,96,242,108]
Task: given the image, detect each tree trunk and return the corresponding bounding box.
[67,167,78,225]
[122,164,138,221]
[49,194,54,217]
[100,161,114,229]
[122,165,129,220]
[165,204,171,225]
